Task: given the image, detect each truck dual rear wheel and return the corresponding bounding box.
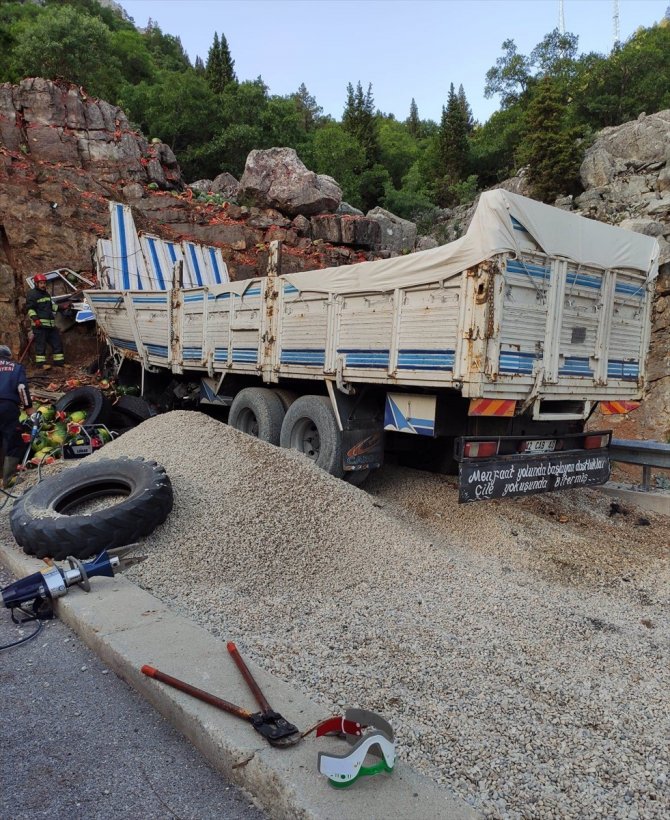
[228,387,285,445]
[279,395,344,477]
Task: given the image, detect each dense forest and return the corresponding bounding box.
[1,0,670,222]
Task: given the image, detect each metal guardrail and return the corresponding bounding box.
[610,439,670,491]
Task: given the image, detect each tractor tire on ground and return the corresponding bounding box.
[279,395,344,477]
[10,457,173,560]
[228,388,285,445]
[55,386,111,425]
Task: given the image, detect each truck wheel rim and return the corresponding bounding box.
[290,418,320,460]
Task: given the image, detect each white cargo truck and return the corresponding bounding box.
[87,190,659,501]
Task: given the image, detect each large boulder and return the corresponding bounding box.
[238,148,341,216]
[366,207,417,254]
[211,172,240,200]
[581,111,670,188]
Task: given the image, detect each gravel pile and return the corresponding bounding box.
[68,412,670,817]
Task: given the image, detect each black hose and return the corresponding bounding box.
[0,607,43,651]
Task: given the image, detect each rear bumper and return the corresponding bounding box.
[456,432,611,503]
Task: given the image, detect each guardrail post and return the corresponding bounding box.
[642,465,651,492]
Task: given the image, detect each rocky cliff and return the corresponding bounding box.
[0,79,386,356]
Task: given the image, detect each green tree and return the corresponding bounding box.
[11,5,113,90]
[143,21,191,72]
[358,164,392,212]
[485,38,532,107]
[406,98,420,138]
[518,77,582,202]
[292,83,323,132]
[259,96,305,148]
[181,79,270,178]
[206,31,236,94]
[378,118,418,188]
[435,82,470,203]
[469,104,525,187]
[530,29,579,79]
[110,28,154,85]
[574,24,670,128]
[457,85,474,132]
[382,160,435,222]
[302,122,366,207]
[342,81,381,167]
[121,70,218,156]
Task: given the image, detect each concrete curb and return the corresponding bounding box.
[597,482,670,516]
[0,539,478,820]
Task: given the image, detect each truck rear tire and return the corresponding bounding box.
[280,395,344,477]
[228,387,285,445]
[272,389,297,411]
[345,469,371,486]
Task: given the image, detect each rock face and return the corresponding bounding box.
[0,78,182,189]
[238,148,342,216]
[580,112,670,188]
[366,207,417,254]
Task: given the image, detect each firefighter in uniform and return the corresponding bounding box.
[26,273,65,369]
[0,345,33,488]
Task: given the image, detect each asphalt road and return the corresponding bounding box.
[0,566,266,820]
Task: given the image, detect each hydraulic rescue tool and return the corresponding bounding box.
[1,546,145,621]
[142,641,301,747]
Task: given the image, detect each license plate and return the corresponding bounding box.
[524,439,556,453]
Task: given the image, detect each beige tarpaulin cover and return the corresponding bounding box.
[281,190,660,295]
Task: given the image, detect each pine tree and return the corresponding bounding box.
[437,83,470,181]
[342,81,380,168]
[194,55,205,75]
[219,33,236,87]
[406,98,420,138]
[206,31,236,94]
[292,82,322,132]
[519,77,582,202]
[457,85,474,133]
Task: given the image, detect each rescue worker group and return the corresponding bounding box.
[1,274,68,489]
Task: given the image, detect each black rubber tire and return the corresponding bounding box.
[55,386,111,425]
[280,395,343,477]
[228,387,285,445]
[10,457,173,560]
[107,409,138,436]
[114,395,154,423]
[345,469,372,486]
[272,389,297,411]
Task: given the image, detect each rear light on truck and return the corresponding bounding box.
[584,433,609,449]
[463,441,498,458]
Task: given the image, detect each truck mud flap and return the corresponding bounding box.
[458,449,610,503]
[342,429,384,471]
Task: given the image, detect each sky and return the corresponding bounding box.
[119,0,668,124]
